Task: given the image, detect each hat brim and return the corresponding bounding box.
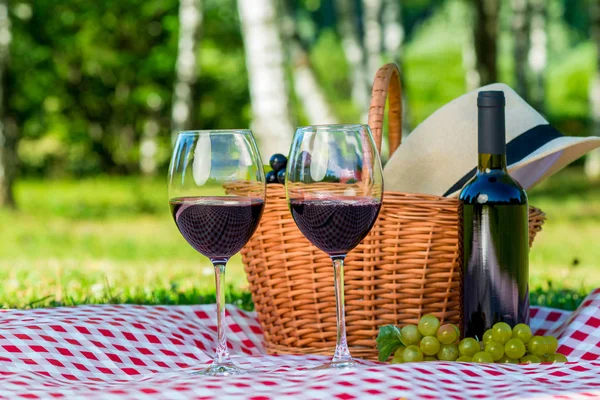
[445,135,600,197]
[383,82,600,197]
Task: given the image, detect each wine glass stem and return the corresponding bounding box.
[331,256,352,364]
[212,261,232,366]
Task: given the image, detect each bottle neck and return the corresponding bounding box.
[478,153,507,173]
[477,101,506,174]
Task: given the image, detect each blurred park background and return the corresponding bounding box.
[0,0,598,310]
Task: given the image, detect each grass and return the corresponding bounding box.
[0,167,598,311]
[527,168,600,291]
[0,177,249,308]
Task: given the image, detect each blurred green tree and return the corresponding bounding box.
[10,0,179,177]
[472,0,499,85]
[0,0,15,207]
[0,0,596,206]
[584,0,600,178]
[512,0,530,100]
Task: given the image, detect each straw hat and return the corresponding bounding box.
[383,83,600,197]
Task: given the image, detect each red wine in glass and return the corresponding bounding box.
[289,197,380,257]
[170,196,264,259]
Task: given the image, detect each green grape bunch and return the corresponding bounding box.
[376,316,568,365]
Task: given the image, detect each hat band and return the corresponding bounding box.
[443,124,563,196]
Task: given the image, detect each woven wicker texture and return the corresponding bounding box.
[231,63,546,359]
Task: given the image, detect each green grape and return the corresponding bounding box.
[504,338,526,359]
[420,336,441,356]
[527,336,548,357]
[451,324,461,343]
[392,346,406,363]
[482,329,493,345]
[552,353,568,363]
[437,344,459,361]
[544,353,568,363]
[403,345,424,362]
[437,324,458,345]
[491,322,512,344]
[539,354,551,363]
[485,340,505,361]
[456,356,472,362]
[418,314,441,337]
[520,354,541,364]
[472,351,494,363]
[395,346,406,356]
[423,356,438,362]
[401,325,423,346]
[512,323,532,343]
[458,338,480,357]
[391,355,403,364]
[497,355,519,364]
[545,336,559,354]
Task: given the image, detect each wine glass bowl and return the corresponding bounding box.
[169,197,264,260]
[285,124,383,369]
[168,130,265,376]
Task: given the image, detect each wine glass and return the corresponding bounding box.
[285,124,383,369]
[168,130,266,376]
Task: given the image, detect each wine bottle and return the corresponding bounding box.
[460,91,530,340]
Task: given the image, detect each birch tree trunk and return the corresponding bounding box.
[512,0,530,100]
[280,1,337,125]
[0,0,15,208]
[528,0,546,112]
[238,0,295,158]
[140,119,159,176]
[362,0,383,81]
[142,91,164,175]
[382,0,402,66]
[334,0,369,121]
[289,38,338,124]
[472,0,499,85]
[461,3,480,91]
[171,0,203,143]
[382,0,411,137]
[585,0,600,180]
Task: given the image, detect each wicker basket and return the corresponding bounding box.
[231,63,545,360]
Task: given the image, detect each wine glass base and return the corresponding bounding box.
[193,361,248,377]
[311,359,356,370]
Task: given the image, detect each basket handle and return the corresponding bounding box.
[368,63,403,154]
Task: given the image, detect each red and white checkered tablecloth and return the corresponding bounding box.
[0,288,599,400]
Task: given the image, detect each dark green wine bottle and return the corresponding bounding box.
[459,91,530,340]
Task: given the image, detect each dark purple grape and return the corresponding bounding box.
[269,154,287,172]
[298,150,312,168]
[266,170,278,184]
[277,169,285,184]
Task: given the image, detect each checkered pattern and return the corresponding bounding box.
[0,289,599,399]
